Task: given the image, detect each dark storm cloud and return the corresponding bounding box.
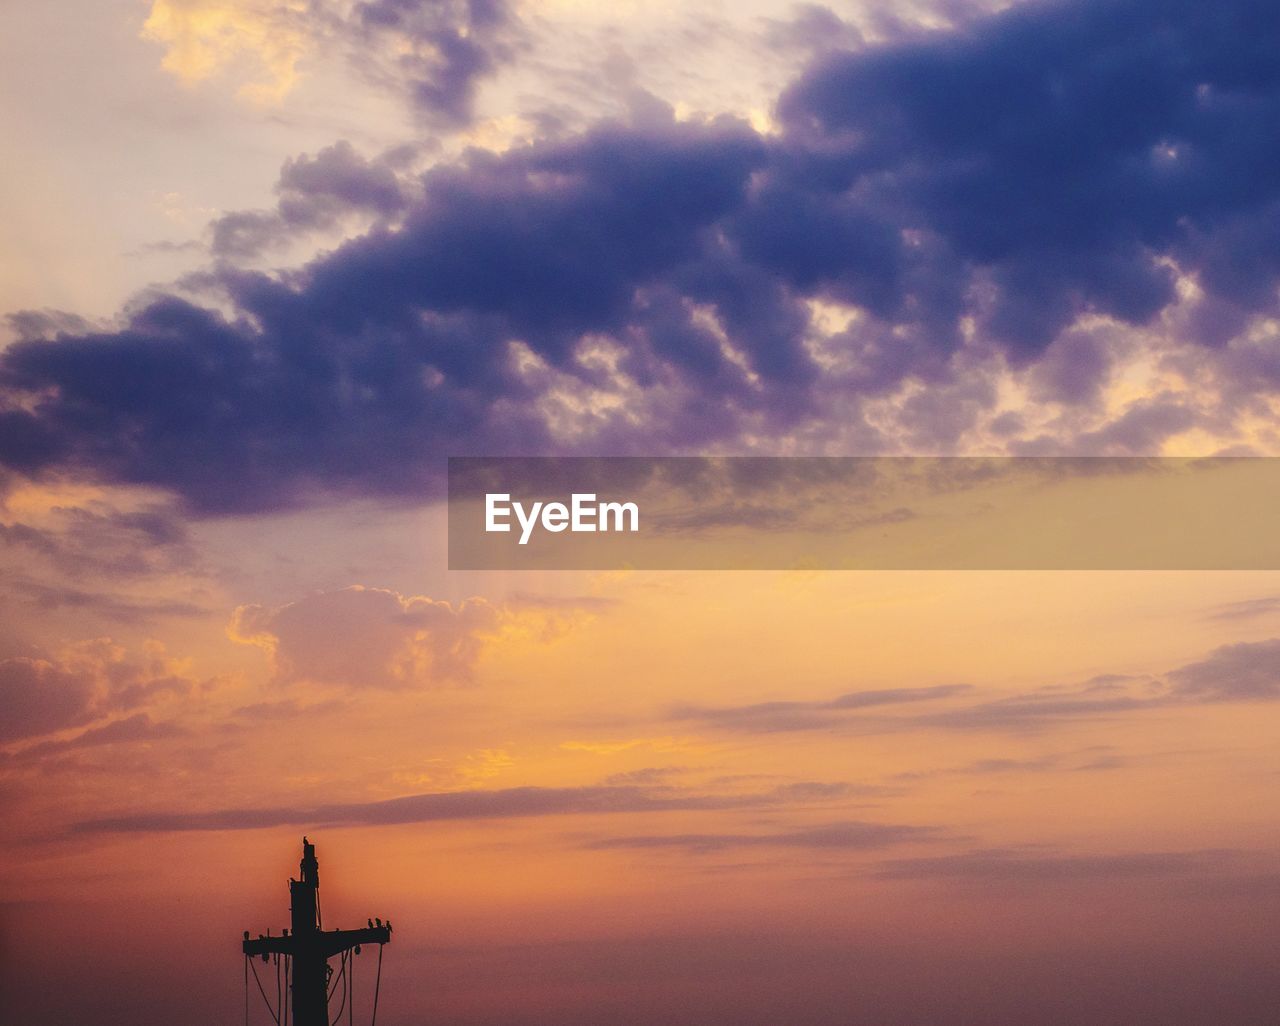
[71,779,857,834]
[777,0,1280,357]
[2,119,767,511]
[5,0,1280,510]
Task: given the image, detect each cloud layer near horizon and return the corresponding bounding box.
[71,778,859,834]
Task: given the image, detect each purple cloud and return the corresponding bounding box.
[4,0,1280,511]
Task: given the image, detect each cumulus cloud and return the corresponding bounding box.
[0,639,197,745]
[7,0,1280,512]
[777,0,1280,357]
[229,584,593,687]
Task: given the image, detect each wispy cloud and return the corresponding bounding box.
[889,747,1128,781]
[583,820,940,854]
[4,714,188,763]
[671,638,1280,737]
[0,503,195,578]
[1167,638,1280,701]
[876,847,1241,883]
[1203,596,1280,622]
[71,779,859,834]
[666,684,972,733]
[9,577,206,623]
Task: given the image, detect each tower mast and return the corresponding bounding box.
[243,838,391,1026]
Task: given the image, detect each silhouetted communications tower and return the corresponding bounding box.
[243,838,392,1026]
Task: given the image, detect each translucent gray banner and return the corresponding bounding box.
[447,457,1280,570]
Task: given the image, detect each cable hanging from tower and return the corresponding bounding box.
[247,954,281,1026]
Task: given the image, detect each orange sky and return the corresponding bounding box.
[3,554,1280,1022]
[4,0,1280,1023]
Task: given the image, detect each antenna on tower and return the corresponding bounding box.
[242,838,393,1026]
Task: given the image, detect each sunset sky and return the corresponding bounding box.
[2,1,1280,1023]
